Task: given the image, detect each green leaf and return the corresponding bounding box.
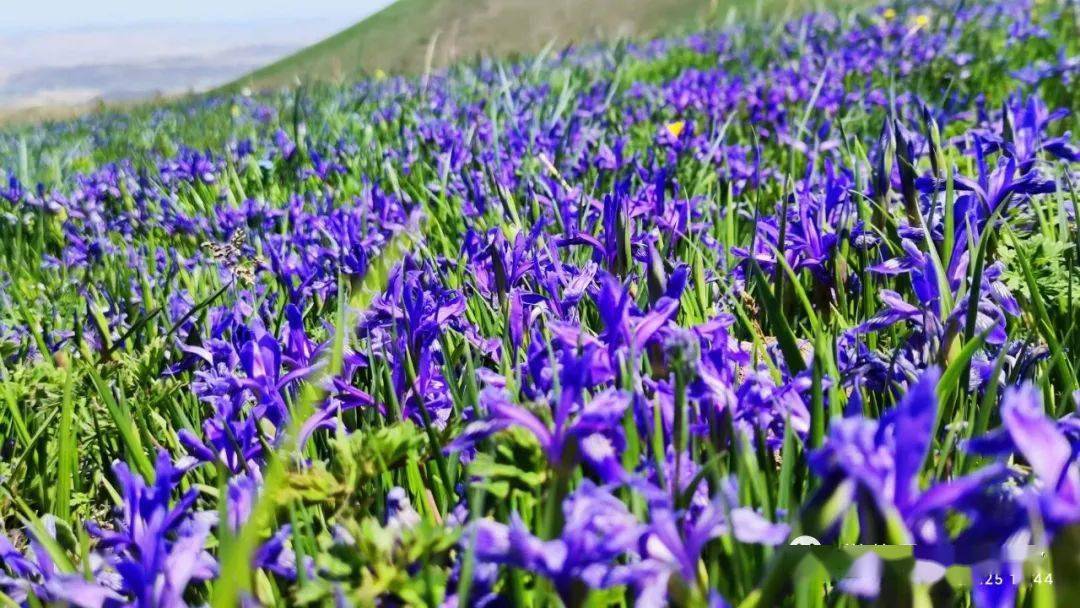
[54,364,77,521]
[1052,524,1080,606]
[84,365,154,482]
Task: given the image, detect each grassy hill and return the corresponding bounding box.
[227,0,819,92]
[0,0,848,126]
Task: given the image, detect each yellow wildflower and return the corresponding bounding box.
[666,120,686,138]
[883,8,897,20]
[913,14,930,28]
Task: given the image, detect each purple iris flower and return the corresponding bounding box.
[647,477,788,573]
[178,316,319,471]
[281,303,316,368]
[733,163,850,283]
[358,261,467,428]
[976,94,1080,173]
[945,386,1080,608]
[858,240,1017,347]
[451,346,629,482]
[854,289,925,335]
[966,385,1080,535]
[0,521,122,608]
[180,338,266,474]
[808,367,1011,559]
[605,477,787,604]
[918,137,1056,227]
[595,272,684,358]
[1,175,27,205]
[472,481,645,602]
[87,450,217,608]
[238,332,296,426]
[272,129,297,160]
[160,148,217,185]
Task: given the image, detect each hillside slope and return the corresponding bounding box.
[228,0,780,91]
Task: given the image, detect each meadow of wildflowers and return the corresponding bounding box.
[0,1,1079,606]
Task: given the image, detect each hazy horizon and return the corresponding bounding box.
[1,1,395,110]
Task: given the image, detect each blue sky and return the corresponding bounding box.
[5,0,395,32]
